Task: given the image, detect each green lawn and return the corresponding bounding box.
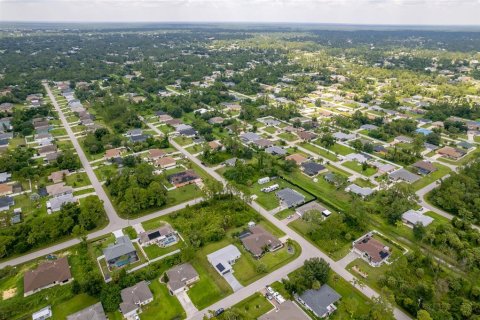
[411,163,451,191]
[65,172,91,188]
[346,258,390,293]
[94,164,118,182]
[329,143,355,156]
[298,142,339,161]
[52,294,98,320]
[274,208,295,220]
[173,136,194,146]
[342,161,377,176]
[278,132,297,142]
[143,243,181,260]
[352,178,375,188]
[228,293,273,319]
[232,241,301,286]
[249,178,314,211]
[263,127,277,134]
[141,280,186,320]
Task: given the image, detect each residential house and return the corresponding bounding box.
[240,132,260,143]
[276,188,305,208]
[360,124,378,131]
[333,132,355,141]
[104,148,123,160]
[139,225,178,247]
[402,210,434,227]
[389,168,421,184]
[412,161,437,175]
[38,145,58,157]
[0,183,13,196]
[301,161,326,176]
[24,257,73,296]
[208,117,225,125]
[208,141,223,151]
[35,133,54,146]
[437,146,466,160]
[393,135,413,144]
[258,300,310,320]
[0,172,11,183]
[345,153,369,163]
[165,119,182,127]
[103,236,138,269]
[457,141,475,151]
[32,306,53,320]
[158,114,173,122]
[167,170,201,187]
[44,152,61,164]
[47,193,77,213]
[285,153,308,165]
[296,201,328,218]
[253,138,274,149]
[345,184,374,198]
[147,149,166,161]
[207,244,241,275]
[67,302,107,320]
[296,131,317,141]
[48,170,69,184]
[296,285,341,319]
[155,156,176,169]
[240,225,283,258]
[352,233,390,267]
[265,146,286,156]
[119,281,153,319]
[46,183,73,198]
[0,196,14,211]
[166,263,200,295]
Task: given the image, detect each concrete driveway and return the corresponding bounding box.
[223,272,244,292]
[176,290,198,318]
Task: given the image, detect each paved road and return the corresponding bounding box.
[146,121,411,320]
[44,83,123,230]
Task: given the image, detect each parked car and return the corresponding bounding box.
[215,308,224,316]
[266,286,274,295]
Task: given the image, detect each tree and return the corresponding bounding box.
[413,223,426,240]
[369,296,395,320]
[320,133,335,148]
[417,310,433,320]
[100,284,121,312]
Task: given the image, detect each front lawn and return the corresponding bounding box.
[228,293,273,319]
[141,280,186,320]
[65,172,91,188]
[143,243,181,260]
[278,132,297,141]
[298,142,339,161]
[411,163,451,191]
[342,161,377,176]
[329,143,355,156]
[52,294,98,320]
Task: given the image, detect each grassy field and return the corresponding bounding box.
[228,293,273,319]
[173,136,194,146]
[143,243,182,260]
[329,143,355,156]
[65,172,91,188]
[52,294,98,319]
[141,280,186,320]
[263,126,277,134]
[298,142,339,161]
[232,241,301,286]
[278,132,298,141]
[342,161,377,176]
[94,164,118,182]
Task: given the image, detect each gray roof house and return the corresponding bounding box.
[47,193,77,212]
[67,302,107,320]
[345,184,374,198]
[389,168,421,184]
[166,263,200,294]
[0,196,14,211]
[360,124,378,131]
[0,172,11,183]
[301,162,326,176]
[402,210,434,227]
[296,285,341,318]
[276,188,305,208]
[240,132,261,143]
[265,146,287,156]
[103,236,138,268]
[120,281,154,318]
[333,132,356,141]
[296,201,327,217]
[207,244,241,275]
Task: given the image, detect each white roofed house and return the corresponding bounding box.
[402,209,434,227]
[207,244,241,275]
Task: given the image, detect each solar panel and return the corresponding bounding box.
[216,263,225,273]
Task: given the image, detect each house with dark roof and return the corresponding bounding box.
[253,138,274,149]
[120,281,153,318]
[103,236,138,269]
[352,233,390,267]
[297,131,317,141]
[166,263,200,294]
[412,161,437,175]
[240,132,260,143]
[389,168,421,184]
[240,225,283,258]
[139,225,178,247]
[296,285,341,318]
[276,188,305,208]
[265,146,286,156]
[24,257,73,296]
[0,196,14,211]
[167,170,201,187]
[301,161,326,177]
[67,302,107,320]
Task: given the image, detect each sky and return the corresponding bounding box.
[1,0,480,25]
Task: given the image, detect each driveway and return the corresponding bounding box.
[176,290,198,318]
[223,272,244,292]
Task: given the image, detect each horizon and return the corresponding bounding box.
[1,0,480,26]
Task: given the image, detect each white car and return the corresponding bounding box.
[275,294,285,304]
[266,286,274,295]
